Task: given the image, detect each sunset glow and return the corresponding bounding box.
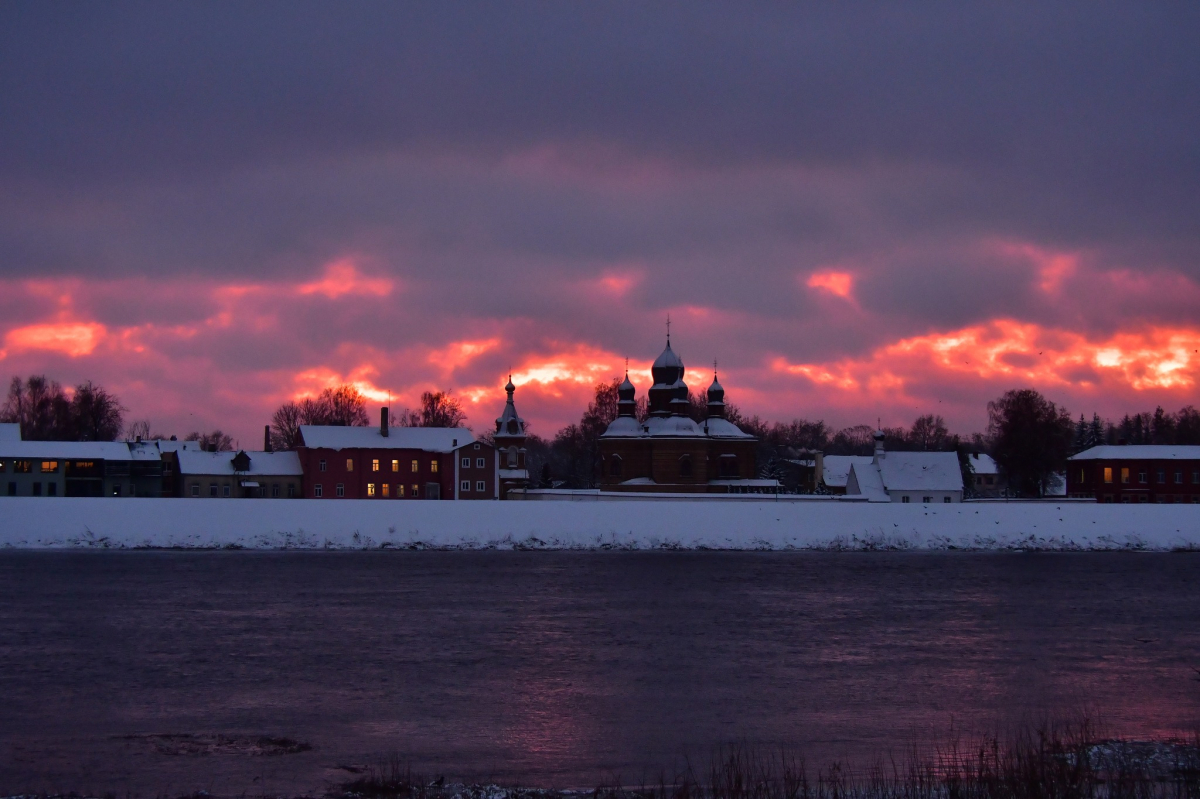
[806,271,855,300]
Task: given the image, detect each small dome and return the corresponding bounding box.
[707,374,724,402]
[650,340,685,387]
[504,375,515,393]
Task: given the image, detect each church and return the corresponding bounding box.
[598,336,770,493]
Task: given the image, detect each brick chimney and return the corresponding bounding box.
[264,425,272,452]
[381,406,389,438]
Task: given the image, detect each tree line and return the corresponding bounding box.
[6,371,1196,497]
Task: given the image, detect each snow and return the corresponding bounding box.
[846,462,889,502]
[176,450,304,476]
[299,425,474,451]
[823,455,874,488]
[0,423,20,441]
[702,417,755,438]
[969,453,999,475]
[1,497,1197,551]
[0,440,143,460]
[876,452,964,492]
[1070,445,1200,460]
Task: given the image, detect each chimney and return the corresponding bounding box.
[381,406,389,438]
[264,425,272,452]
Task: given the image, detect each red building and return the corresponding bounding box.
[1067,445,1200,503]
[297,410,496,500]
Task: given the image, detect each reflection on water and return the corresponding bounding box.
[0,551,1197,795]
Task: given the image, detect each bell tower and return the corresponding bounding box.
[494,376,529,497]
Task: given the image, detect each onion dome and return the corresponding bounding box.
[648,339,687,417]
[650,340,685,387]
[706,372,726,419]
[494,376,526,440]
[617,370,637,418]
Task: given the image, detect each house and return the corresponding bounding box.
[966,453,1008,498]
[144,438,211,497]
[297,408,495,499]
[176,449,304,498]
[845,431,964,503]
[598,337,775,494]
[1067,445,1200,503]
[820,455,873,494]
[0,440,163,497]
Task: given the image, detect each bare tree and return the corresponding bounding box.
[125,419,152,441]
[270,401,304,451]
[185,430,234,452]
[394,390,467,428]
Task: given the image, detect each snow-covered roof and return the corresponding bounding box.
[822,455,873,488]
[177,450,303,476]
[1069,445,1200,461]
[702,417,755,439]
[299,425,475,452]
[877,452,964,492]
[0,440,139,460]
[602,417,646,437]
[969,453,999,475]
[150,439,209,454]
[0,423,20,441]
[846,462,890,502]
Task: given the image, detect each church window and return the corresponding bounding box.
[507,449,517,467]
[678,454,693,477]
[610,455,622,477]
[719,454,738,477]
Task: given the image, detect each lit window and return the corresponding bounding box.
[336,483,345,497]
[396,484,405,497]
[476,481,486,492]
[191,484,200,497]
[411,460,418,473]
[411,484,419,497]
[346,459,354,472]
[372,459,379,472]
[14,460,31,473]
[391,460,399,472]
[476,458,485,468]
[314,484,323,497]
[431,460,438,473]
[367,483,376,497]
[461,480,470,492]
[382,483,390,497]
[1104,467,1113,483]
[40,460,59,472]
[462,457,470,468]
[319,459,327,472]
[1121,468,1130,484]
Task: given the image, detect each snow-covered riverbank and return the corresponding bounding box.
[0,497,1196,550]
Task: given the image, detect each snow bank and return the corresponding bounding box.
[0,497,1197,551]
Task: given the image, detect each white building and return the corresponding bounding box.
[176,449,304,498]
[844,431,964,503]
[820,455,874,494]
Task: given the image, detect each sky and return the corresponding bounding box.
[1,3,1199,445]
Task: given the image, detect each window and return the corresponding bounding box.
[1176,472,1184,484]
[474,443,480,450]
[372,459,380,472]
[287,484,296,498]
[411,484,419,497]
[476,481,486,492]
[336,483,345,497]
[112,485,122,497]
[191,484,200,497]
[382,483,390,497]
[1157,470,1166,484]
[901,495,911,503]
[1138,471,1147,484]
[367,483,376,497]
[476,458,485,468]
[314,484,323,497]
[943,496,952,503]
[431,460,438,474]
[14,460,31,473]
[610,455,622,476]
[222,485,230,498]
[47,482,57,496]
[461,480,471,492]
[6,482,14,496]
[392,460,399,472]
[507,449,517,467]
[678,454,693,477]
[40,460,59,472]
[164,462,173,474]
[210,483,218,497]
[319,459,327,472]
[32,482,41,496]
[346,458,354,472]
[396,484,405,497]
[1121,467,1130,484]
[922,496,932,504]
[1194,471,1200,484]
[1079,469,1086,484]
[462,457,470,468]
[1104,467,1113,483]
[719,455,738,477]
[411,460,419,473]
[272,484,280,498]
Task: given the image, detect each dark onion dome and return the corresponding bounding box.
[706,373,726,419]
[650,340,684,387]
[617,370,637,417]
[648,339,688,417]
[494,375,526,439]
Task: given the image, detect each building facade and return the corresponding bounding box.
[597,338,771,493]
[1067,445,1200,502]
[845,431,964,503]
[0,440,164,497]
[176,449,304,498]
[297,409,496,500]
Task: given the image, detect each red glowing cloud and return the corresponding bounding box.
[806,270,855,300]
